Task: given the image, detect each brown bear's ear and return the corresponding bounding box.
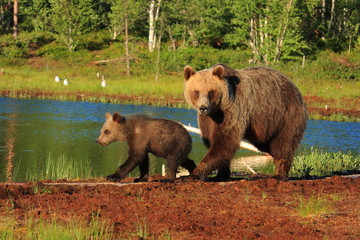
[183,66,196,81]
[105,112,112,120]
[113,112,125,124]
[212,65,225,80]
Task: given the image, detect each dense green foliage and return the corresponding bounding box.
[1,0,359,61]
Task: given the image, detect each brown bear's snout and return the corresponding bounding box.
[199,106,208,115]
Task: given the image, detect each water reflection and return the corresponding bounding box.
[0,97,359,181]
[4,113,16,182]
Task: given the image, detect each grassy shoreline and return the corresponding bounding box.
[0,46,359,122]
[1,88,359,122]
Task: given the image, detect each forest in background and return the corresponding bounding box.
[1,0,359,63]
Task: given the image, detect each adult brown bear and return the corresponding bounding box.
[183,64,307,180]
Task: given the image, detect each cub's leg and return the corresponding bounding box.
[180,158,197,174]
[161,155,179,183]
[134,154,149,182]
[106,146,147,182]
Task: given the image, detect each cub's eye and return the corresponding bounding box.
[194,91,199,96]
[104,130,110,134]
[208,90,214,98]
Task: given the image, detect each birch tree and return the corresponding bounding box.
[49,0,98,51]
[13,0,18,38]
[110,0,141,75]
[227,0,308,63]
[148,0,161,52]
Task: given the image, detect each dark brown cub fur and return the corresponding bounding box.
[97,112,196,182]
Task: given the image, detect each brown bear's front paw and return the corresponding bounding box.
[207,175,231,182]
[190,171,208,181]
[106,173,124,182]
[160,178,175,183]
[175,175,202,183]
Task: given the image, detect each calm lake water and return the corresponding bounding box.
[1,97,359,182]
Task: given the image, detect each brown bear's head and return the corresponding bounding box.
[183,65,228,115]
[97,112,126,146]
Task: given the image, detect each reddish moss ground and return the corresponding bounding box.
[1,175,359,239]
[304,96,360,119]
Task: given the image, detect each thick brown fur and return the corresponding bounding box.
[97,112,196,182]
[183,64,307,180]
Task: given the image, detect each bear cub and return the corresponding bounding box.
[97,112,196,182]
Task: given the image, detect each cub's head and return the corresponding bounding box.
[97,112,126,146]
[183,65,227,115]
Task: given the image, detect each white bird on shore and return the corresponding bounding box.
[96,72,100,78]
[101,75,106,87]
[63,78,69,86]
[55,75,61,82]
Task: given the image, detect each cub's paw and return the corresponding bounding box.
[134,177,148,183]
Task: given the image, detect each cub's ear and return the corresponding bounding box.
[105,112,112,120]
[212,65,225,80]
[183,66,196,81]
[113,112,125,124]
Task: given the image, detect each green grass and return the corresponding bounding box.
[1,43,359,111]
[290,148,360,178]
[0,211,114,240]
[21,149,360,181]
[26,153,95,181]
[309,113,360,122]
[297,194,330,217]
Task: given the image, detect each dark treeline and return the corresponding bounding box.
[0,0,359,64]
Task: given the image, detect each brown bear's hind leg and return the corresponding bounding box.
[267,129,299,180]
[273,158,292,180]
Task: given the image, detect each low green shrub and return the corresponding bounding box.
[290,148,360,178]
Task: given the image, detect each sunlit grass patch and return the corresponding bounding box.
[289,148,360,178]
[0,211,114,240]
[26,153,94,181]
[297,195,331,217]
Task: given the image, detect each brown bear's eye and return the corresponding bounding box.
[104,130,110,134]
[208,90,214,98]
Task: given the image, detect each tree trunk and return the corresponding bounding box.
[320,0,326,39]
[155,21,163,81]
[168,26,176,50]
[274,0,293,62]
[13,0,18,39]
[148,0,161,52]
[125,14,130,76]
[328,0,335,33]
[249,17,260,63]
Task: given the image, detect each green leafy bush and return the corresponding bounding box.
[1,42,28,58]
[290,148,360,178]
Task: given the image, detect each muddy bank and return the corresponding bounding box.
[0,175,359,239]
